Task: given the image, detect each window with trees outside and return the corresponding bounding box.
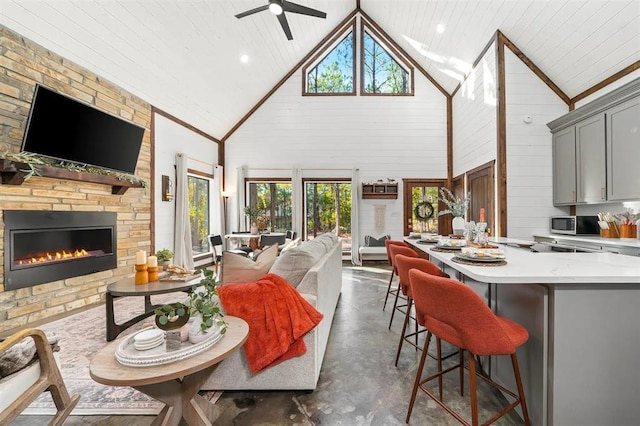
[362,30,411,94]
[247,181,292,232]
[305,30,355,94]
[305,181,351,252]
[188,174,210,256]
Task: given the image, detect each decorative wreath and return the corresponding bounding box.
[414,201,435,221]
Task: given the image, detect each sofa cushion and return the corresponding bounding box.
[222,244,278,284]
[280,237,301,253]
[269,240,327,288]
[364,234,390,247]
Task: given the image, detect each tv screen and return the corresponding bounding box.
[21,85,145,175]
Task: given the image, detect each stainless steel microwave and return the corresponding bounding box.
[550,216,599,235]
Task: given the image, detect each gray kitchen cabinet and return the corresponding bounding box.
[552,126,576,205]
[576,114,606,203]
[548,77,640,205]
[606,96,640,201]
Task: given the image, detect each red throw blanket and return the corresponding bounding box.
[218,273,324,374]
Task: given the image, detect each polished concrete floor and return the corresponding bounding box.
[14,264,523,425]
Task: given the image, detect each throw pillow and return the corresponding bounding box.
[269,242,326,288]
[280,237,301,253]
[222,244,278,284]
[364,234,390,247]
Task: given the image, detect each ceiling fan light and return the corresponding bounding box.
[269,1,283,15]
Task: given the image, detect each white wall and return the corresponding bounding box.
[225,71,447,245]
[453,42,498,178]
[154,113,219,253]
[504,49,569,239]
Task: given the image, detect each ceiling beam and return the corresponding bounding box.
[569,60,640,109]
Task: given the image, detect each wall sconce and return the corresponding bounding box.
[162,175,174,201]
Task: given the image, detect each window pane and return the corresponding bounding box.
[306,31,354,94]
[363,31,409,94]
[305,182,351,252]
[188,175,210,255]
[247,182,292,232]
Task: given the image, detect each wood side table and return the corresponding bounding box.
[90,316,248,426]
[105,277,200,341]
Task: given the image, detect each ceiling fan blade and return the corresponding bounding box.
[277,13,293,40]
[282,1,327,18]
[235,5,269,19]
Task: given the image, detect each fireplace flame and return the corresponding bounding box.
[20,249,90,266]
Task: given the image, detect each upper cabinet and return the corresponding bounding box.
[552,127,576,205]
[606,96,640,201]
[548,78,640,206]
[576,114,606,203]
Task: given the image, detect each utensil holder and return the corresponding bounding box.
[619,224,637,238]
[135,264,149,285]
[600,222,619,238]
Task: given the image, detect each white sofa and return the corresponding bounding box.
[201,233,343,390]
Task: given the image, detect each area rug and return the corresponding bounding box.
[23,291,222,416]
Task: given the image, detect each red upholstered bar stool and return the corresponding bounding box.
[387,244,418,330]
[393,254,449,366]
[406,270,531,426]
[382,240,412,312]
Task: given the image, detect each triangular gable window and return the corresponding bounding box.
[362,29,412,95]
[304,28,355,95]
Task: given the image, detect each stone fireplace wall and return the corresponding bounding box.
[0,25,152,334]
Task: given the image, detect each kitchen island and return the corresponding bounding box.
[405,237,640,426]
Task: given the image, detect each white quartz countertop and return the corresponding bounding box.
[533,234,640,249]
[405,237,640,284]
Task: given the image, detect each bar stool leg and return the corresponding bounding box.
[394,297,412,366]
[388,283,402,330]
[468,351,479,426]
[406,331,432,424]
[512,353,531,426]
[459,349,465,396]
[383,271,395,311]
[437,338,443,400]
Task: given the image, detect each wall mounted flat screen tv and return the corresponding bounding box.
[21,85,145,175]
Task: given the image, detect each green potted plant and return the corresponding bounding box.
[155,248,174,268]
[154,302,189,330]
[438,187,470,235]
[243,206,261,234]
[187,268,228,343]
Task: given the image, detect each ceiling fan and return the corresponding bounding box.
[235,0,327,41]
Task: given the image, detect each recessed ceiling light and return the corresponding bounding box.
[436,24,445,34]
[240,54,249,63]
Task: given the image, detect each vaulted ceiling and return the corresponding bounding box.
[1,0,638,140]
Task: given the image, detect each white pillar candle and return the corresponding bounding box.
[136,250,146,265]
[147,255,158,267]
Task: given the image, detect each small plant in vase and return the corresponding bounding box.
[244,206,263,234]
[187,268,228,343]
[155,248,174,269]
[438,188,470,235]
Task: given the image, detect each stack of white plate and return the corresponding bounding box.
[133,328,165,351]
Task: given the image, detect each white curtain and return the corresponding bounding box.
[236,166,247,231]
[351,168,360,265]
[292,167,303,239]
[212,165,224,237]
[174,153,194,269]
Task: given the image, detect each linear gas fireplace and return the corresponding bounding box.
[3,211,117,290]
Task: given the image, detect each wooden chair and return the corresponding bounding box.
[406,270,530,426]
[208,234,224,275]
[0,328,80,425]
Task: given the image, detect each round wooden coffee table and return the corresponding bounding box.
[90,316,248,425]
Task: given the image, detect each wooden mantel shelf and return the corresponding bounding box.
[0,159,144,195]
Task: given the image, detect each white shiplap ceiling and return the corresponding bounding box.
[0,0,638,140]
